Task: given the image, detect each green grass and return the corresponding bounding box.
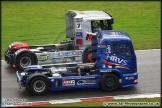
[1,1,160,59]
[32,97,161,107]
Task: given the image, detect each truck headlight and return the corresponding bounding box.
[102,64,106,68]
[20,72,26,76]
[52,73,61,77]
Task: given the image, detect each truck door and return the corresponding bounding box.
[109,42,136,73]
[99,41,136,73]
[82,20,113,46]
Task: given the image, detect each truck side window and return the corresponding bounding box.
[91,20,109,33]
[91,20,101,33]
[102,20,109,30]
[112,43,131,57]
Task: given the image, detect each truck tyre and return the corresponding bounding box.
[82,48,94,63]
[17,53,35,70]
[100,74,119,92]
[29,77,49,95]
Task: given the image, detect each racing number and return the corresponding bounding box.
[76,22,81,29]
[106,45,111,53]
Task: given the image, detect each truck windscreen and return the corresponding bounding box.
[112,43,132,57]
[91,20,111,33]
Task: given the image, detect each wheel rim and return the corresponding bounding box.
[105,78,115,87]
[87,52,93,63]
[20,57,31,68]
[33,80,45,93]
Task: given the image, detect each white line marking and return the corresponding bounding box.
[113,93,161,100]
[48,93,161,104]
[49,99,81,104]
[135,49,160,52]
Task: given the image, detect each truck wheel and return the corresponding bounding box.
[17,54,35,70]
[82,48,94,63]
[29,77,49,95]
[87,52,93,63]
[100,74,119,92]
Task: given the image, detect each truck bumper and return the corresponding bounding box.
[16,71,25,89]
[121,72,138,88]
[4,52,12,64]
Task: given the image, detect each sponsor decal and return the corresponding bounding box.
[125,76,134,80]
[98,45,106,48]
[102,58,129,70]
[77,51,82,55]
[51,52,58,57]
[76,32,83,38]
[62,80,75,86]
[101,45,106,48]
[100,69,112,72]
[27,65,42,69]
[63,76,95,80]
[106,55,127,65]
[103,32,121,37]
[60,52,75,56]
[62,58,72,63]
[37,54,49,62]
[111,32,119,35]
[134,79,138,83]
[77,80,96,85]
[76,39,83,46]
[75,57,81,60]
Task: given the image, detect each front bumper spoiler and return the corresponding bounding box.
[16,71,22,89]
[121,72,138,88]
[4,52,12,64]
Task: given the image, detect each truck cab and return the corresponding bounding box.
[95,30,138,88]
[96,30,137,72]
[65,10,114,48]
[64,10,114,63]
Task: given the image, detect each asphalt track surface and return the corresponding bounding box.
[1,49,161,102]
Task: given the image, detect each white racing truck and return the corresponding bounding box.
[4,10,114,70]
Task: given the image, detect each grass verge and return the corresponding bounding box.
[2,1,160,59]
